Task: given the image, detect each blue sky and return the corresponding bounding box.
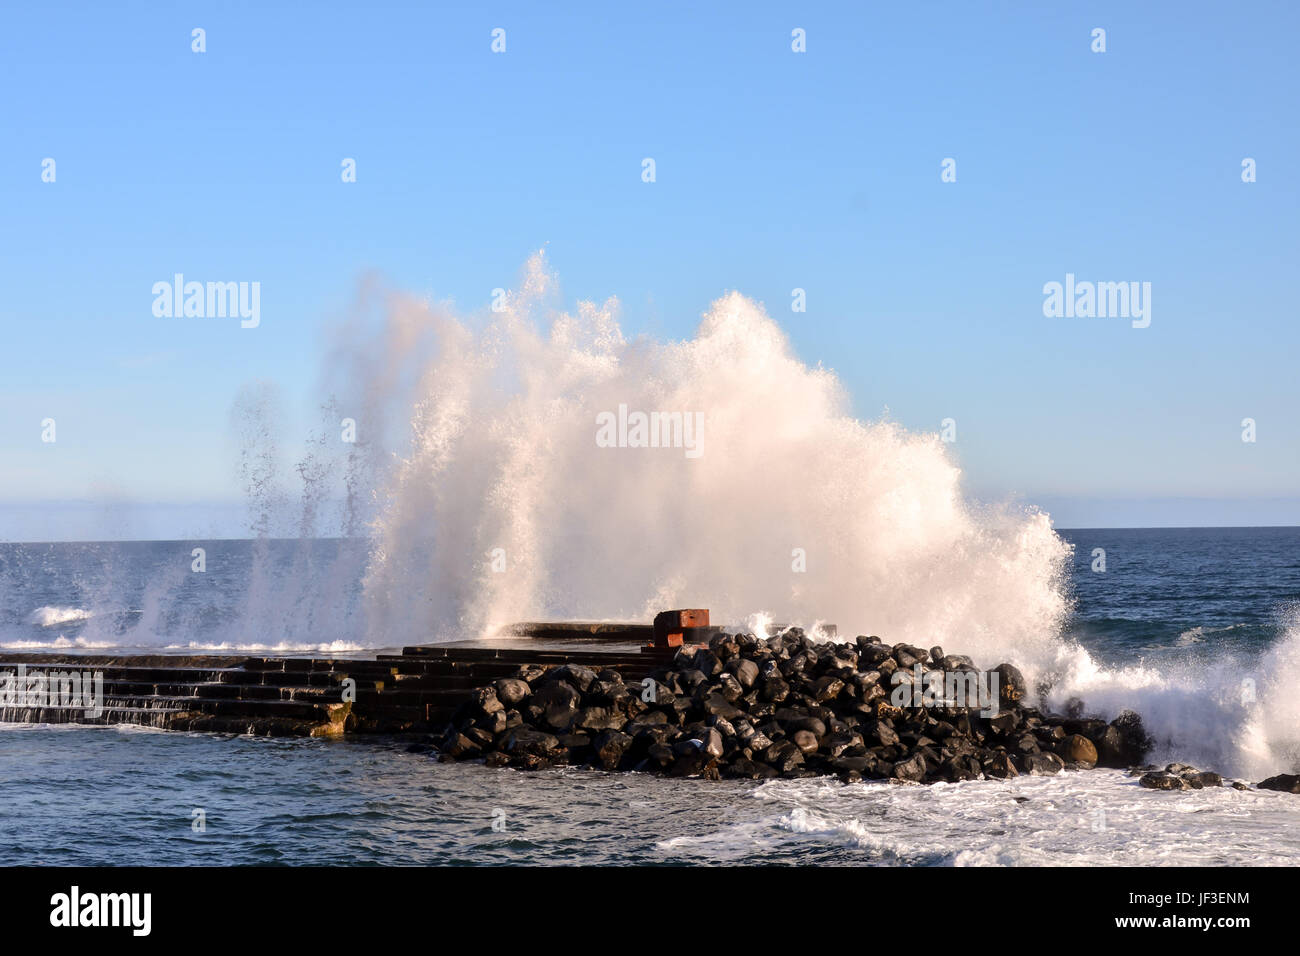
[2,1,1298,539]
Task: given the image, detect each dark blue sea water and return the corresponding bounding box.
[1058,527,1300,665]
[1,528,1298,866]
[3,528,1297,661]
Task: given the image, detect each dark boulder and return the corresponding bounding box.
[547,663,599,693]
[728,658,760,689]
[593,730,633,770]
[982,752,1018,779]
[1257,773,1300,793]
[1140,771,1190,791]
[1058,734,1098,767]
[575,706,626,733]
[1094,711,1152,768]
[1020,752,1065,775]
[791,729,819,754]
[941,754,982,782]
[501,726,559,756]
[493,678,531,708]
[991,663,1027,710]
[892,753,927,782]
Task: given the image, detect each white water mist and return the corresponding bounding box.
[356,253,1072,664]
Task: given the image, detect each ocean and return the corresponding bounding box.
[1,527,1298,866]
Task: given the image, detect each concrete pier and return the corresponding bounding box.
[0,623,685,737]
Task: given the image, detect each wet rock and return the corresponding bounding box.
[502,726,559,756]
[441,732,481,759]
[512,663,549,684]
[982,752,1018,779]
[823,731,863,758]
[892,753,927,782]
[585,680,629,707]
[991,663,1027,710]
[857,643,893,669]
[702,692,745,720]
[1020,752,1065,775]
[1059,734,1098,767]
[669,749,713,778]
[593,730,633,770]
[532,680,580,712]
[728,658,760,689]
[813,676,845,702]
[575,706,626,733]
[759,674,790,703]
[1257,773,1300,794]
[941,754,982,782]
[547,663,599,693]
[1140,771,1190,791]
[645,742,674,769]
[792,729,819,754]
[701,727,725,759]
[831,754,874,775]
[1095,711,1152,768]
[866,720,899,747]
[988,710,1020,736]
[494,678,531,708]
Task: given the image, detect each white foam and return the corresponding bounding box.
[357,252,1072,664]
[654,771,1300,866]
[161,640,365,654]
[0,635,117,650]
[27,606,93,627]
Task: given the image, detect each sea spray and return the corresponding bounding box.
[355,252,1072,663]
[1041,620,1300,779]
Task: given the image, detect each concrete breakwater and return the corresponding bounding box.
[6,608,1295,794]
[0,623,677,737]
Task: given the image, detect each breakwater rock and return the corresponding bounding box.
[430,630,1155,783]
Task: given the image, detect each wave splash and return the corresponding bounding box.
[356,253,1071,664]
[28,606,94,628]
[348,253,1297,778]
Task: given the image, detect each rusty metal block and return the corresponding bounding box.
[651,609,709,649]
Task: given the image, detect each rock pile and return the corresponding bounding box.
[428,629,1157,784]
[1137,764,1229,791]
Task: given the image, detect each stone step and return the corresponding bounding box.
[0,662,243,683]
[87,695,351,723]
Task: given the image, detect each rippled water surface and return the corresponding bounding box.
[2,725,1297,866]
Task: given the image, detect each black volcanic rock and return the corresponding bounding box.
[1257,773,1300,793]
[429,628,1217,789]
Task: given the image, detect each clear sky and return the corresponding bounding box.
[2,1,1297,540]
